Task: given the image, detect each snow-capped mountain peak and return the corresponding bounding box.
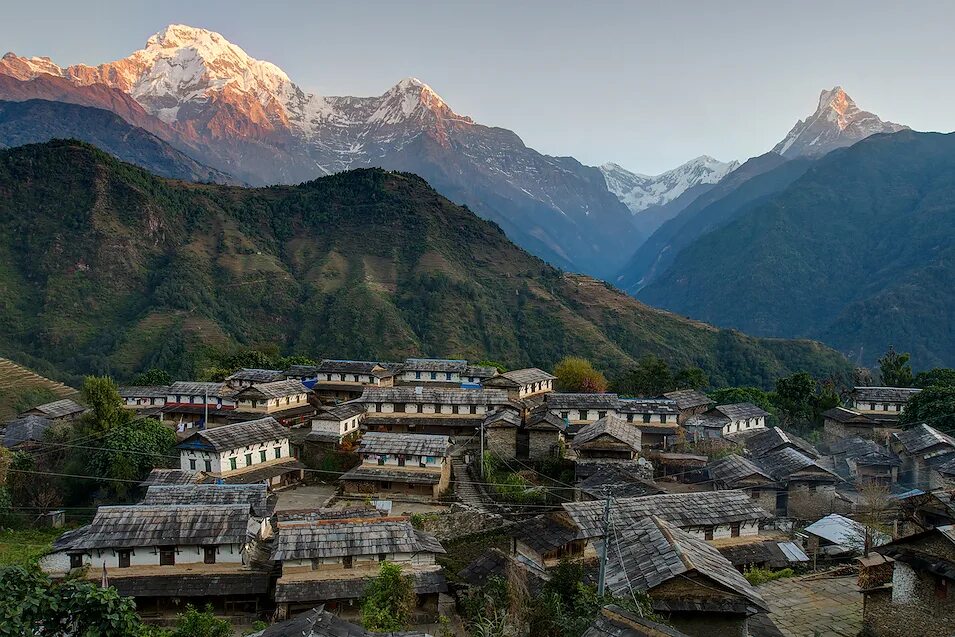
[600,155,740,215]
[772,86,907,159]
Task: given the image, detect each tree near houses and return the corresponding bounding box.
[81,375,129,434]
[361,561,416,632]
[553,357,608,394]
[914,367,955,389]
[878,346,913,388]
[900,384,955,435]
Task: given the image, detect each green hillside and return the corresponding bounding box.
[639,130,955,368]
[0,140,849,387]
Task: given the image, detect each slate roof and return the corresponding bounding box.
[805,513,889,550]
[235,379,311,400]
[511,514,580,554]
[483,409,522,428]
[274,568,446,603]
[684,413,730,431]
[273,518,444,560]
[894,424,955,455]
[140,469,206,487]
[403,358,467,372]
[141,484,273,517]
[358,432,450,457]
[315,403,367,421]
[306,426,344,444]
[572,415,641,451]
[2,415,51,448]
[851,386,921,403]
[317,360,389,375]
[226,368,286,383]
[617,399,679,416]
[69,504,252,550]
[118,385,170,399]
[546,393,621,410]
[464,365,499,379]
[822,407,879,425]
[22,398,86,419]
[577,464,664,500]
[458,549,549,593]
[756,447,838,482]
[707,455,773,487]
[356,387,511,405]
[718,540,809,569]
[221,459,304,485]
[830,437,901,467]
[167,381,234,398]
[563,490,771,538]
[177,416,288,452]
[663,390,714,410]
[339,467,441,485]
[110,572,271,598]
[500,368,556,385]
[525,407,566,431]
[715,403,770,421]
[582,605,691,637]
[746,427,821,459]
[277,506,383,522]
[600,516,767,610]
[285,364,321,377]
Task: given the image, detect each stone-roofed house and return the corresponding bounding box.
[306,403,366,447]
[160,381,240,430]
[310,360,398,402]
[571,414,641,461]
[118,386,169,410]
[545,393,621,432]
[686,403,768,439]
[356,387,515,437]
[141,484,274,518]
[755,446,841,519]
[862,524,955,637]
[829,437,901,486]
[563,490,770,543]
[617,399,680,448]
[19,398,86,421]
[582,605,691,637]
[233,380,313,417]
[509,513,587,567]
[822,406,896,443]
[458,548,549,594]
[2,414,52,450]
[575,464,664,502]
[892,424,955,490]
[40,503,272,617]
[398,358,497,387]
[707,454,776,513]
[225,368,287,389]
[339,432,451,499]
[663,389,715,424]
[849,386,921,422]
[745,426,821,459]
[176,417,304,487]
[272,516,446,620]
[482,368,556,400]
[524,406,566,460]
[483,409,523,459]
[600,516,768,636]
[140,468,207,487]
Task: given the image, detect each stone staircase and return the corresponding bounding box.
[451,457,489,511]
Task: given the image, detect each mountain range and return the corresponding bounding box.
[0,140,850,388]
[637,129,955,368]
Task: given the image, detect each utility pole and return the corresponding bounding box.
[203,389,209,430]
[479,417,485,479]
[597,487,612,596]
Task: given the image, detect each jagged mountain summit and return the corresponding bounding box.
[0,24,639,278]
[600,155,739,215]
[772,86,907,159]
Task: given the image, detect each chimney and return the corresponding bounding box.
[415,386,423,396]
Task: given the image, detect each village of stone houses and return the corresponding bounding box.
[1,351,953,637]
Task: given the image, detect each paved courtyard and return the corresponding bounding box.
[756,574,862,637]
[273,483,337,511]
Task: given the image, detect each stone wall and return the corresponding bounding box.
[485,427,517,459]
[527,430,560,460]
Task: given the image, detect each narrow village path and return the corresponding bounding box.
[451,457,489,511]
[756,574,862,637]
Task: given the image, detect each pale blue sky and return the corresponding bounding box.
[3,0,952,174]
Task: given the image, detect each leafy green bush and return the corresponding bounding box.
[743,566,794,586]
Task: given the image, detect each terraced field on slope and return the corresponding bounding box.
[0,357,79,420]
